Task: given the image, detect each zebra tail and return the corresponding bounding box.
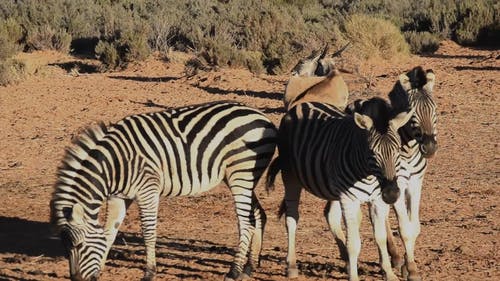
[265,156,281,193]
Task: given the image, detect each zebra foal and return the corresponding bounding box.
[266,98,413,281]
[50,101,277,281]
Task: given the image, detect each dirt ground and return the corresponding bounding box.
[0,41,498,281]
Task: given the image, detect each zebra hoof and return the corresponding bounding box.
[225,265,247,281]
[240,263,253,280]
[385,273,399,281]
[141,272,155,281]
[401,265,409,280]
[407,274,422,281]
[391,257,404,271]
[287,266,299,278]
[224,273,250,281]
[140,266,156,281]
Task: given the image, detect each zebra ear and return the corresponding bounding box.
[70,203,85,225]
[354,113,373,130]
[398,74,412,91]
[424,70,435,93]
[390,108,415,130]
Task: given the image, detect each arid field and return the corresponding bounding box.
[0,41,498,281]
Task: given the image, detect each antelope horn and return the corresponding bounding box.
[319,43,329,59]
[331,42,351,57]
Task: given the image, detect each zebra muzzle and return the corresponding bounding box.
[420,134,437,158]
[70,271,100,281]
[380,179,400,205]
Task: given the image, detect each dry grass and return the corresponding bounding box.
[344,14,409,60]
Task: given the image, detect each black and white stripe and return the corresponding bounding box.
[383,66,438,280]
[266,98,413,281]
[50,101,277,281]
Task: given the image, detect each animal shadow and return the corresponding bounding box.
[48,61,99,74]
[108,75,179,82]
[194,85,283,101]
[0,216,64,258]
[106,232,287,280]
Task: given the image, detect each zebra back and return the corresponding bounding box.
[51,101,277,227]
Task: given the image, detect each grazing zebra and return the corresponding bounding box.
[266,98,414,281]
[50,101,277,281]
[386,66,438,281]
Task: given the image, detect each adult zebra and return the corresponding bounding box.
[331,67,437,281]
[386,66,437,280]
[50,101,277,281]
[266,98,414,281]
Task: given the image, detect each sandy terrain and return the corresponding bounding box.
[0,41,498,281]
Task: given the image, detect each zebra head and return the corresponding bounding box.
[350,98,414,204]
[55,202,106,281]
[391,66,438,158]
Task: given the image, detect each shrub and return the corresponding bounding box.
[3,0,498,74]
[25,25,72,52]
[0,18,23,44]
[95,40,119,70]
[405,31,440,54]
[455,1,496,45]
[343,14,409,60]
[0,34,17,61]
[119,28,151,63]
[0,58,25,86]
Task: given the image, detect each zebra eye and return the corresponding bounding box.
[414,130,422,140]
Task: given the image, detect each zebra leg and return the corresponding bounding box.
[400,176,424,281]
[137,192,160,281]
[324,200,349,268]
[340,198,362,281]
[225,182,256,281]
[385,212,404,270]
[102,197,133,268]
[282,169,303,278]
[242,193,267,278]
[370,201,399,281]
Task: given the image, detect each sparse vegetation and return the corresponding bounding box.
[343,14,409,60]
[405,31,440,54]
[0,0,498,77]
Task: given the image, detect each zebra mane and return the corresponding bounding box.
[388,80,411,115]
[59,122,108,174]
[346,97,395,134]
[50,122,108,227]
[389,66,433,115]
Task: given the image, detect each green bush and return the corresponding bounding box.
[119,28,151,63]
[0,58,25,86]
[455,1,496,45]
[25,25,72,52]
[343,14,409,60]
[405,31,440,54]
[1,0,498,74]
[95,40,119,70]
[0,35,17,61]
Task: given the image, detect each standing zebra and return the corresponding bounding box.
[266,98,414,281]
[332,67,437,281]
[386,66,438,281]
[50,101,277,281]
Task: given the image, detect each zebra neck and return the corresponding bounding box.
[398,123,415,147]
[52,163,109,224]
[325,124,373,179]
